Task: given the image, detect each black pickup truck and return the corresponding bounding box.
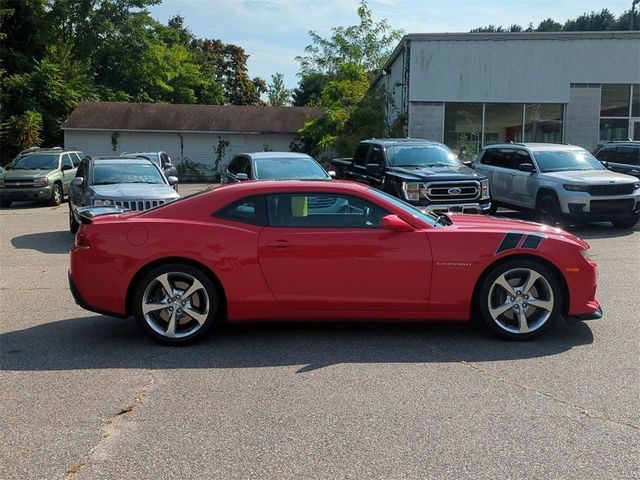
[331,138,491,214]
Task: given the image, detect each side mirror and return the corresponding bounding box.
[72,177,84,187]
[236,173,249,181]
[327,170,336,178]
[600,160,609,168]
[518,163,535,173]
[463,160,474,168]
[62,164,74,171]
[366,163,382,176]
[167,176,178,185]
[380,214,413,232]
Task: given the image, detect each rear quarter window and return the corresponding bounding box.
[213,195,266,226]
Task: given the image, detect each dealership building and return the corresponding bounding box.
[376,31,640,159]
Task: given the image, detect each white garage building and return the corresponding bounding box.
[62,102,324,178]
[376,31,640,160]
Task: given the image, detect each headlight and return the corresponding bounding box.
[633,182,640,190]
[401,182,421,201]
[34,178,49,187]
[93,199,113,206]
[481,179,490,200]
[563,184,589,192]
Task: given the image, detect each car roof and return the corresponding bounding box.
[121,152,163,156]
[482,143,583,152]
[361,138,445,147]
[20,149,81,155]
[237,152,314,160]
[597,141,640,147]
[90,157,155,165]
[219,179,368,193]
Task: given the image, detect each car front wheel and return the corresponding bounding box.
[50,184,63,206]
[133,263,221,345]
[538,194,562,225]
[478,260,563,340]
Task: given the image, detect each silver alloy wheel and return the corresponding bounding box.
[141,272,210,339]
[53,186,62,204]
[487,267,554,334]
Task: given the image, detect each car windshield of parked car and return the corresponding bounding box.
[534,150,605,173]
[368,188,439,227]
[123,153,161,167]
[92,163,166,185]
[253,157,330,179]
[12,154,58,170]
[387,145,459,168]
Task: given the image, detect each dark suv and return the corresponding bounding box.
[593,142,640,179]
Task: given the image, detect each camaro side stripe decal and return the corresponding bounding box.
[496,232,525,254]
[521,234,544,249]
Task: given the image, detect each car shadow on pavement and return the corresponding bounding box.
[11,231,73,254]
[0,316,594,373]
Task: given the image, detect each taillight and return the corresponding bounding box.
[75,230,90,248]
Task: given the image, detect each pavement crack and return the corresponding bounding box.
[460,361,639,431]
[63,370,156,480]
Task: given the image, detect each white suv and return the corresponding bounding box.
[473,143,640,228]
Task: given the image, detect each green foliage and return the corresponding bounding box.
[267,73,291,107]
[472,8,639,33]
[212,137,230,182]
[294,1,403,158]
[176,157,206,180]
[2,110,43,150]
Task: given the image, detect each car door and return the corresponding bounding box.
[348,144,371,184]
[61,154,77,194]
[161,152,178,178]
[70,160,87,207]
[476,148,513,203]
[366,144,385,189]
[258,192,431,312]
[510,149,537,208]
[611,146,640,177]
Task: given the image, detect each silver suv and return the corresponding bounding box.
[473,143,640,228]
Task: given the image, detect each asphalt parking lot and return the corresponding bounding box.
[1,184,639,480]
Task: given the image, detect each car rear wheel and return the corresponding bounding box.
[50,184,63,206]
[133,263,221,345]
[478,260,563,340]
[538,194,562,225]
[611,214,639,229]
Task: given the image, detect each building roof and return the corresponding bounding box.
[62,102,325,134]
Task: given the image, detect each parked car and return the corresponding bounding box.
[473,143,640,228]
[221,152,333,184]
[593,141,640,179]
[69,180,601,345]
[120,151,179,183]
[0,148,83,207]
[68,156,180,233]
[331,138,491,214]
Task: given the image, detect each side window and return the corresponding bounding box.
[480,149,498,166]
[615,147,640,166]
[214,195,266,226]
[482,149,516,169]
[238,157,252,176]
[353,144,371,166]
[62,154,74,169]
[227,158,240,174]
[69,153,81,166]
[594,147,611,162]
[514,150,533,169]
[75,160,87,179]
[369,146,384,166]
[266,193,388,228]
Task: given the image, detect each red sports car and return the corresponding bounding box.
[69,180,601,345]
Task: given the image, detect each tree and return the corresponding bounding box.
[267,73,291,107]
[3,110,43,150]
[292,72,327,107]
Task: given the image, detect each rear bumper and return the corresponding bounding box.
[68,270,127,318]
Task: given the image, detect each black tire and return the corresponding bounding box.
[538,193,562,226]
[0,199,11,208]
[50,183,63,206]
[611,215,639,229]
[477,259,563,340]
[69,206,79,233]
[133,263,222,345]
[488,202,498,215]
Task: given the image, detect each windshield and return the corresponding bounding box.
[388,145,459,168]
[12,154,58,170]
[534,150,605,173]
[92,163,166,185]
[254,157,330,180]
[368,188,439,227]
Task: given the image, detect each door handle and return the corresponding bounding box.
[267,240,290,249]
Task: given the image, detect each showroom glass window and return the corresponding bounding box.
[599,84,633,141]
[524,104,563,143]
[443,103,483,161]
[484,104,524,145]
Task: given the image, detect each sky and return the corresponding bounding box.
[149,1,634,90]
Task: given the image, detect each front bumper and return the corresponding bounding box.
[418,200,491,215]
[567,305,603,321]
[559,191,640,217]
[0,186,53,201]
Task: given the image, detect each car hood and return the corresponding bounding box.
[2,169,52,179]
[541,170,638,184]
[446,213,586,247]
[90,183,180,199]
[388,164,484,181]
